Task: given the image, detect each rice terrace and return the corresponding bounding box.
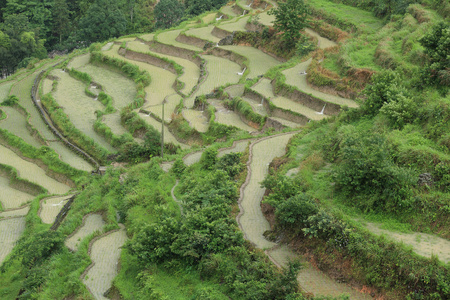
[0,0,448,299]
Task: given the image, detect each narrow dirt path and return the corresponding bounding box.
[238,131,371,299]
[364,222,450,264]
[82,224,127,300]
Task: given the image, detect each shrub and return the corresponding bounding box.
[200,147,218,170]
[380,93,417,129]
[275,194,318,230]
[1,95,19,106]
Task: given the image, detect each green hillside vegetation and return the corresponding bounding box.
[0,0,449,299]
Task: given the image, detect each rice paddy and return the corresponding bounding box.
[282,59,358,108]
[185,25,221,43]
[220,5,237,17]
[183,150,204,166]
[0,217,25,265]
[0,145,71,195]
[39,195,71,224]
[82,224,127,300]
[251,78,275,98]
[157,29,203,51]
[102,112,128,136]
[50,70,116,152]
[202,13,217,24]
[257,12,275,26]
[126,40,150,53]
[224,84,244,98]
[146,94,181,123]
[304,28,337,49]
[239,133,295,249]
[104,45,178,107]
[67,54,90,69]
[185,55,241,108]
[217,16,250,32]
[0,106,42,147]
[0,81,14,101]
[182,109,209,133]
[0,206,29,219]
[217,139,249,157]
[65,214,106,252]
[242,96,268,116]
[221,45,281,78]
[47,141,95,172]
[0,175,34,210]
[270,117,302,128]
[101,42,114,51]
[270,95,328,120]
[139,33,154,41]
[208,99,257,132]
[139,113,189,149]
[76,63,136,109]
[42,78,54,94]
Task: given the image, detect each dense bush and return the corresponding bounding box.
[1,95,19,106]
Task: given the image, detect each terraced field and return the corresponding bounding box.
[101,112,128,136]
[0,144,70,195]
[140,113,189,149]
[220,5,237,17]
[82,225,127,299]
[282,59,358,108]
[50,70,115,152]
[242,96,268,116]
[65,213,106,252]
[0,106,41,147]
[128,40,200,95]
[186,55,241,107]
[185,25,221,43]
[0,217,26,264]
[202,12,217,24]
[145,93,181,123]
[182,109,209,132]
[208,99,257,132]
[217,16,250,32]
[0,81,14,101]
[0,175,34,209]
[104,45,178,107]
[157,29,202,51]
[0,206,29,219]
[221,45,281,78]
[39,195,72,224]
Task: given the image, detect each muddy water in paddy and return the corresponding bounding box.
[0,206,29,218]
[50,70,116,152]
[242,96,268,116]
[146,94,181,122]
[218,139,249,157]
[186,25,221,43]
[102,112,128,136]
[271,117,302,128]
[39,195,72,224]
[0,217,25,265]
[128,40,200,95]
[47,141,94,172]
[0,145,70,195]
[305,28,337,49]
[208,99,257,132]
[221,45,281,78]
[83,224,127,300]
[0,106,42,147]
[182,109,209,132]
[77,63,136,109]
[218,16,250,32]
[282,59,358,108]
[65,214,106,251]
[157,29,203,51]
[239,133,296,249]
[140,113,189,149]
[364,222,450,264]
[185,55,241,107]
[0,176,34,209]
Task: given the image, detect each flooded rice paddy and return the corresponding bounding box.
[65,214,106,251]
[305,28,337,49]
[67,54,90,69]
[251,78,275,98]
[102,112,128,136]
[0,206,29,218]
[217,16,250,32]
[257,12,275,26]
[270,117,302,128]
[221,45,280,78]
[186,55,241,107]
[239,133,295,249]
[145,94,181,122]
[224,84,244,98]
[242,96,268,116]
[0,145,70,194]
[282,59,358,108]
[0,106,42,147]
[47,141,95,172]
[101,42,114,51]
[220,5,237,17]
[0,175,34,209]
[83,224,127,300]
[182,109,209,132]
[157,29,202,51]
[39,195,72,224]
[202,13,217,24]
[50,70,116,152]
[186,25,221,43]
[104,45,178,107]
[42,78,54,94]
[0,217,26,265]
[140,113,189,149]
[208,99,257,132]
[218,139,249,157]
[271,95,328,120]
[138,33,154,41]
[76,64,136,109]
[0,81,14,101]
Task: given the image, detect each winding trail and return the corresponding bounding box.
[238,131,371,299]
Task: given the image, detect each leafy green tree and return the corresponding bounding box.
[154,0,184,29]
[420,22,450,87]
[77,0,127,43]
[268,0,309,48]
[52,0,71,44]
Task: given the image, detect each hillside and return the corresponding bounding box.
[0,0,449,299]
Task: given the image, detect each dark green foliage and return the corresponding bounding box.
[200,147,218,170]
[268,0,309,48]
[15,231,65,268]
[185,0,228,17]
[154,0,184,29]
[333,130,415,212]
[171,158,186,177]
[295,34,317,56]
[78,0,127,43]
[1,94,19,106]
[229,97,265,127]
[275,194,319,229]
[419,22,450,88]
[216,152,244,178]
